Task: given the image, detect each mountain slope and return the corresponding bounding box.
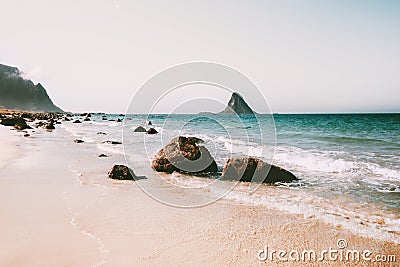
[220,92,255,114]
[0,63,63,112]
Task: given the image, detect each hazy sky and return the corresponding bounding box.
[1,0,399,113]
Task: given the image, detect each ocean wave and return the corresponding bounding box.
[317,135,400,146]
[273,145,400,182]
[219,185,400,244]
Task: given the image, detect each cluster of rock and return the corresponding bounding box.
[150,136,297,184]
[108,135,297,183]
[1,110,297,184]
[0,111,62,131]
[133,121,158,134]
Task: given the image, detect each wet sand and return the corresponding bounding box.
[0,125,20,169]
[0,124,399,266]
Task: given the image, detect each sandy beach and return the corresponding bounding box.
[0,125,20,169]
[1,0,400,265]
[0,119,399,266]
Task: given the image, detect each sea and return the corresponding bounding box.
[56,113,400,244]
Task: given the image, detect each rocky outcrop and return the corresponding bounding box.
[74,139,84,143]
[15,121,31,130]
[108,165,136,180]
[221,157,297,184]
[152,136,218,175]
[0,117,26,127]
[0,63,63,112]
[146,128,158,134]
[45,120,55,129]
[134,126,146,132]
[220,92,255,114]
[0,116,33,130]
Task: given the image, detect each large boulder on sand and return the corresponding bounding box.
[152,136,218,175]
[1,117,26,127]
[221,157,297,184]
[15,121,32,130]
[108,165,136,180]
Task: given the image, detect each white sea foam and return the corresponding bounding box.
[218,186,400,244]
[273,145,400,183]
[96,143,124,155]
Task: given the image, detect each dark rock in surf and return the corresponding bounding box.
[73,120,82,124]
[74,139,84,143]
[146,128,158,134]
[152,136,218,175]
[221,157,297,184]
[97,132,107,135]
[1,117,26,127]
[45,123,55,130]
[102,140,122,145]
[24,133,30,137]
[14,121,31,130]
[108,165,135,180]
[133,126,146,132]
[116,118,122,122]
[45,120,55,129]
[98,154,108,157]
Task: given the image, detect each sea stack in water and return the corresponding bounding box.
[220,92,255,114]
[152,136,218,175]
[221,157,297,184]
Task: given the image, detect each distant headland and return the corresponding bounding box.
[0,63,63,112]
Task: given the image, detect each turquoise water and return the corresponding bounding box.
[122,113,400,210]
[59,113,400,243]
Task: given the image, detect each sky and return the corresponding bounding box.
[1,0,399,113]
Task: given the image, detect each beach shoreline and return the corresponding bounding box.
[0,125,21,169]
[0,111,399,266]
